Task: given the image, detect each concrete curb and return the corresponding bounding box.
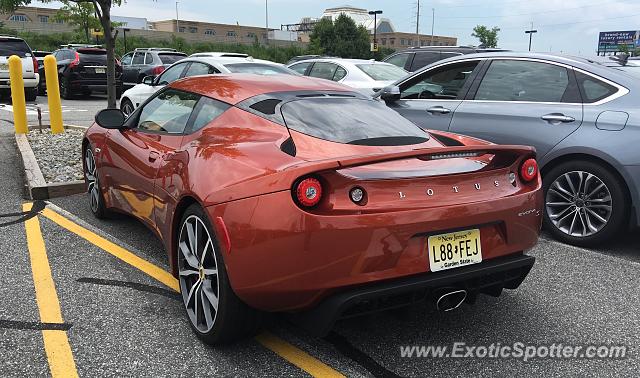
[15,126,86,200]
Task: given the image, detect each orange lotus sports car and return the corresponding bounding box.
[84,74,542,344]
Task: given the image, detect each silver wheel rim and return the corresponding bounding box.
[122,102,133,116]
[84,148,100,213]
[178,215,219,333]
[546,170,612,237]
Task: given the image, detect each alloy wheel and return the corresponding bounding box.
[178,215,220,333]
[121,101,134,116]
[84,148,100,213]
[545,170,613,237]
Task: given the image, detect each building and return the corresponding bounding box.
[0,6,73,34]
[378,31,457,49]
[151,19,270,45]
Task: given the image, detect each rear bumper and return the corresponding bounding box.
[0,75,39,89]
[289,253,535,336]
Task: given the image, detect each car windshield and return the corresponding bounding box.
[280,97,428,146]
[159,53,186,64]
[0,39,31,57]
[225,63,295,75]
[356,64,407,81]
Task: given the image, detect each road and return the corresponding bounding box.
[1,96,639,377]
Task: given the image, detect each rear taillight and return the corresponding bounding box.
[295,177,323,207]
[151,65,165,75]
[520,158,538,182]
[69,51,80,69]
[32,56,38,72]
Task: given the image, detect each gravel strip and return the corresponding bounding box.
[27,129,85,183]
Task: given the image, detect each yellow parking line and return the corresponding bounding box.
[41,206,344,377]
[23,203,79,378]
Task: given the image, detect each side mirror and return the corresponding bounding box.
[142,75,155,85]
[380,85,401,102]
[95,109,127,129]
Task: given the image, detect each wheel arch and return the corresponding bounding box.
[169,194,205,277]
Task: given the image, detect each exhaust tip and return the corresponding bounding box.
[436,289,467,312]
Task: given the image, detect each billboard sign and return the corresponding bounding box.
[598,30,639,52]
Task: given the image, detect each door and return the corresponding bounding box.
[120,52,134,86]
[124,51,145,85]
[449,59,583,158]
[104,88,200,231]
[386,59,482,131]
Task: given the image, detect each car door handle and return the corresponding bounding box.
[541,114,575,123]
[148,151,160,162]
[427,106,451,114]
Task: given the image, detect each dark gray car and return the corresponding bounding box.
[380,52,639,247]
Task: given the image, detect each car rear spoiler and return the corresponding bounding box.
[204,145,536,206]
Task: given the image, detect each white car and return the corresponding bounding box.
[0,36,39,101]
[119,53,297,115]
[287,58,408,95]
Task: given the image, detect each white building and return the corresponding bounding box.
[112,15,150,30]
[321,5,395,34]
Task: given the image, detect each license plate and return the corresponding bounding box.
[94,67,105,74]
[0,63,8,71]
[427,228,482,272]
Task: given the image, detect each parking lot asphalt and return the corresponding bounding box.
[0,94,107,129]
[1,97,640,377]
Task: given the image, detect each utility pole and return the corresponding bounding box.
[175,1,179,32]
[416,0,420,37]
[265,0,269,45]
[431,8,435,45]
[368,10,383,52]
[525,22,537,52]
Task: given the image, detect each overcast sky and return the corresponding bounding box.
[40,0,640,55]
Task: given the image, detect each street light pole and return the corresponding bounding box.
[525,22,537,52]
[431,8,435,45]
[368,10,383,51]
[265,0,269,45]
[176,1,179,32]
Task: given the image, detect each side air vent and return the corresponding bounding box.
[431,133,465,147]
[249,99,282,115]
[280,137,297,156]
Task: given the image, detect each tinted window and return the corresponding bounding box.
[334,66,347,81]
[281,98,427,145]
[308,62,338,80]
[190,97,230,132]
[385,53,411,70]
[157,62,188,84]
[401,60,479,99]
[476,60,569,102]
[409,51,440,71]
[121,53,133,65]
[144,53,154,64]
[225,63,294,75]
[158,53,186,64]
[137,89,199,134]
[132,52,145,64]
[290,61,312,75]
[0,39,31,57]
[356,64,406,81]
[184,62,217,77]
[575,71,618,103]
[78,50,107,63]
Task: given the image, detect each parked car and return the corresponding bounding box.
[121,48,187,89]
[379,52,640,246]
[0,36,39,101]
[383,46,509,73]
[32,50,51,93]
[47,45,122,99]
[593,55,640,80]
[85,73,541,344]
[285,54,338,65]
[120,53,297,115]
[287,58,408,94]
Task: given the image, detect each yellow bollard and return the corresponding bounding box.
[44,55,64,134]
[8,55,28,134]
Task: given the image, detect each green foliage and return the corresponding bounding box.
[55,1,101,43]
[472,25,500,48]
[309,14,375,59]
[618,44,630,54]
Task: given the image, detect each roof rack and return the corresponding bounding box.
[134,47,177,52]
[60,43,103,49]
[189,52,250,58]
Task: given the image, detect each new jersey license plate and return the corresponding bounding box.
[94,67,105,74]
[427,229,482,272]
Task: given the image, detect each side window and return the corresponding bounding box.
[475,60,570,102]
[121,53,133,65]
[400,60,479,100]
[333,66,347,81]
[290,62,312,75]
[409,51,440,71]
[308,62,338,80]
[157,62,188,84]
[137,89,199,134]
[144,53,154,65]
[574,71,618,103]
[190,97,231,132]
[184,62,218,77]
[132,52,145,65]
[385,53,411,70]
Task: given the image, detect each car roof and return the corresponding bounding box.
[289,58,392,65]
[0,35,25,41]
[186,55,281,66]
[170,73,353,105]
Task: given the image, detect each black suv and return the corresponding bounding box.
[48,44,123,99]
[383,46,509,72]
[120,48,186,88]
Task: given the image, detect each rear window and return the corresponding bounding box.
[0,39,32,57]
[356,64,407,81]
[281,97,428,146]
[225,63,294,75]
[159,53,186,64]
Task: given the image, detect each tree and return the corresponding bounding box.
[55,1,101,43]
[309,14,370,59]
[1,0,122,108]
[472,25,500,48]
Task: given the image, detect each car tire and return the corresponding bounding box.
[83,145,109,219]
[25,87,37,102]
[60,77,73,99]
[543,160,627,247]
[120,98,134,116]
[177,204,262,345]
